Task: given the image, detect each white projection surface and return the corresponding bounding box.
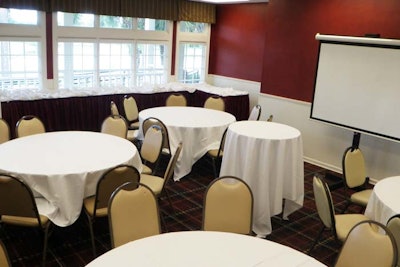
[310,34,400,141]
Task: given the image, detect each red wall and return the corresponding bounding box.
[209,4,268,82]
[209,0,400,102]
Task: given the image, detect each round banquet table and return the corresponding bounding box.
[0,131,142,227]
[364,176,400,225]
[139,106,236,180]
[86,231,326,267]
[220,121,304,237]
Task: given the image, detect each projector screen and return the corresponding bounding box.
[310,34,400,142]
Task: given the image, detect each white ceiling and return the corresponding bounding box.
[191,0,268,4]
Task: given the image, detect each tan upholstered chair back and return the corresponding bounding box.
[343,147,367,188]
[93,165,140,213]
[15,115,45,138]
[141,125,164,164]
[248,105,262,120]
[142,117,171,154]
[166,93,187,106]
[110,101,120,116]
[0,118,10,144]
[123,95,139,123]
[101,115,128,139]
[202,176,253,235]
[108,182,161,248]
[313,176,335,229]
[0,240,11,267]
[335,220,398,267]
[0,174,41,224]
[387,215,400,267]
[0,173,51,265]
[204,96,225,111]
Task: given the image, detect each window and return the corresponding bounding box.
[55,13,172,89]
[178,43,206,84]
[176,22,210,84]
[179,21,206,33]
[0,8,38,25]
[57,12,94,27]
[137,43,168,85]
[100,16,132,29]
[0,8,44,90]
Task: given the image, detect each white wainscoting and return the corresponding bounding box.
[208,75,400,183]
[259,94,400,183]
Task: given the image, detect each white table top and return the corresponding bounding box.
[86,231,325,267]
[139,106,236,180]
[220,121,304,237]
[228,120,301,139]
[0,131,142,226]
[365,176,400,225]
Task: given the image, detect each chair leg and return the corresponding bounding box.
[85,214,96,258]
[308,225,325,254]
[164,189,175,215]
[211,158,218,178]
[41,223,51,267]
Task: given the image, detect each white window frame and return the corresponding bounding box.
[175,22,211,84]
[0,10,47,90]
[53,13,173,90]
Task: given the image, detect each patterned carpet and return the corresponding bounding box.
[1,156,359,267]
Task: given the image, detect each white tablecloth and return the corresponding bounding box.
[365,176,400,225]
[139,106,236,180]
[0,131,142,227]
[86,231,326,267]
[220,121,304,237]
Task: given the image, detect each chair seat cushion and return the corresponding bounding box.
[207,149,219,158]
[335,214,369,241]
[140,174,164,195]
[129,121,140,130]
[1,214,49,227]
[127,129,139,141]
[350,189,373,206]
[141,164,152,174]
[162,148,170,155]
[83,196,108,217]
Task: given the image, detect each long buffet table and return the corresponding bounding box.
[0,83,249,138]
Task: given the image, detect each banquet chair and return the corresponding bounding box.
[123,95,140,130]
[166,93,187,106]
[248,104,262,120]
[202,176,253,235]
[0,240,11,267]
[203,95,225,111]
[207,128,228,178]
[83,165,140,257]
[140,125,164,175]
[142,117,171,157]
[140,142,183,224]
[335,220,397,267]
[0,118,10,144]
[110,101,120,116]
[15,115,46,138]
[387,214,400,267]
[341,146,373,213]
[0,173,52,267]
[108,182,161,248]
[100,115,128,139]
[308,175,369,254]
